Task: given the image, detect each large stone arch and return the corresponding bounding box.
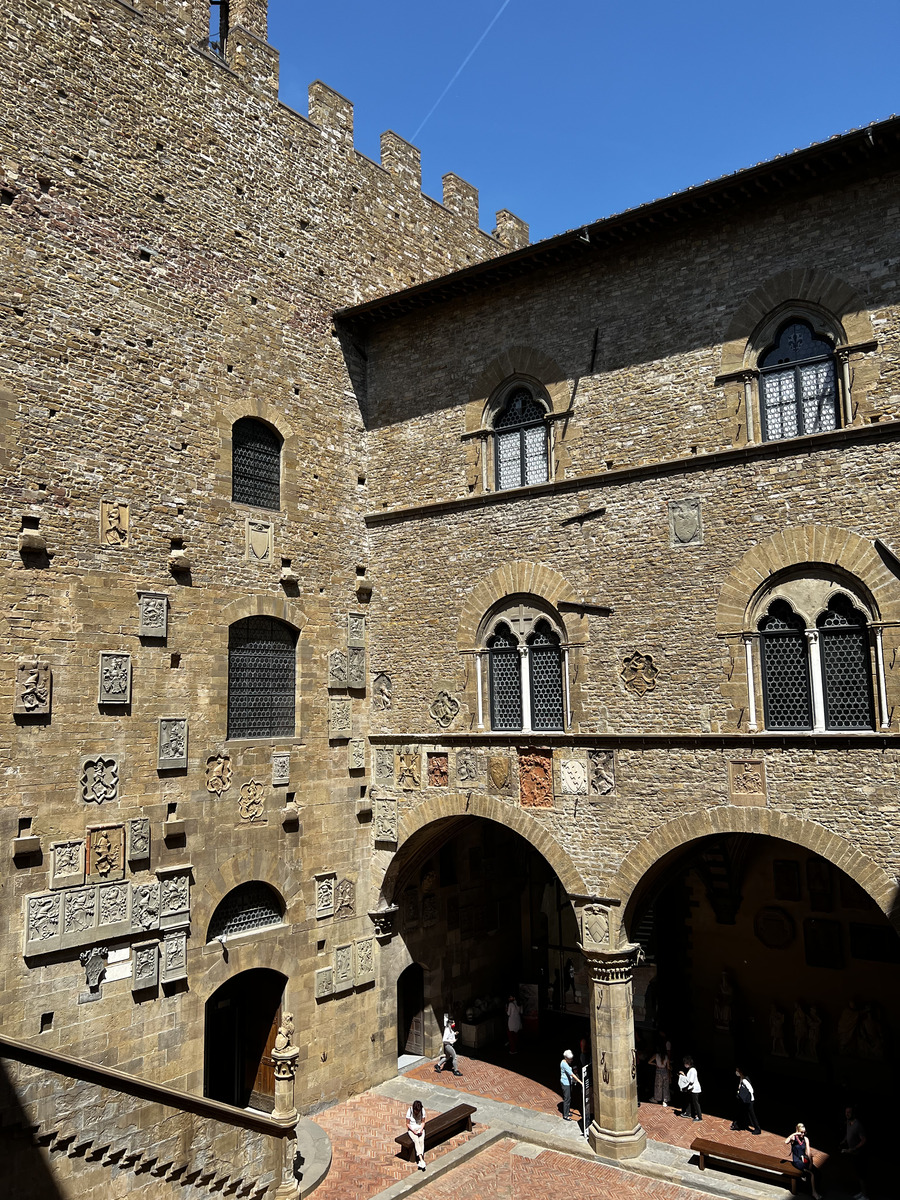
[377,791,587,903]
[219,592,308,632]
[457,561,588,650]
[612,806,899,930]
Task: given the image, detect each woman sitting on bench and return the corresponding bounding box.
[784,1122,822,1200]
[406,1100,427,1171]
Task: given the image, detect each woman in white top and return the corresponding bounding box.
[506,995,523,1054]
[405,1099,427,1171]
[677,1056,702,1121]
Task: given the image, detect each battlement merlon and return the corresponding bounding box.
[495,209,530,250]
[309,80,355,148]
[381,132,422,193]
[443,175,479,225]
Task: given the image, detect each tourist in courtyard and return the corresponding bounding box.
[506,994,523,1054]
[435,1017,462,1076]
[676,1056,702,1121]
[651,1042,670,1105]
[405,1099,427,1171]
[731,1068,762,1134]
[559,1049,582,1121]
[784,1122,822,1199]
[841,1105,869,1200]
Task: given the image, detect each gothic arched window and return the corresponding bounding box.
[493,386,549,491]
[759,600,812,731]
[817,595,875,730]
[207,881,284,941]
[232,417,282,510]
[227,616,297,739]
[483,603,566,732]
[759,320,839,442]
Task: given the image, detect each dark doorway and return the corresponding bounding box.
[204,968,286,1111]
[397,962,425,1056]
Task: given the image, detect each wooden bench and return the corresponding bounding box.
[691,1138,804,1194]
[395,1103,477,1162]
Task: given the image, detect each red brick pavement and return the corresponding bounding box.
[310,1091,476,1200]
[421,1137,710,1200]
[406,1054,582,1121]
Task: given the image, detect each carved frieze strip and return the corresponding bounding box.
[137,591,168,639]
[158,718,188,770]
[98,652,132,706]
[14,660,51,715]
[24,882,135,957]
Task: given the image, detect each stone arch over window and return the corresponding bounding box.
[481,598,567,731]
[206,881,285,942]
[227,615,298,739]
[717,270,879,444]
[232,416,283,510]
[462,347,576,493]
[610,807,900,932]
[215,399,296,511]
[716,526,899,732]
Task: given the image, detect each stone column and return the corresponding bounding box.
[272,1018,301,1199]
[583,937,646,1160]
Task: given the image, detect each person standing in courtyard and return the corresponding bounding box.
[405,1099,428,1171]
[731,1068,762,1134]
[841,1105,869,1200]
[435,1017,462,1076]
[677,1056,702,1121]
[785,1122,822,1199]
[559,1049,582,1121]
[506,994,523,1055]
[651,1043,670,1106]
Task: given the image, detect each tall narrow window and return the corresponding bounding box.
[488,623,522,731]
[759,600,812,731]
[209,0,229,57]
[228,617,297,739]
[759,320,838,442]
[232,418,282,510]
[494,388,548,490]
[818,595,875,730]
[527,620,564,731]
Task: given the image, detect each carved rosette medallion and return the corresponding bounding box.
[668,497,703,547]
[729,759,767,806]
[137,591,168,638]
[14,660,51,715]
[428,690,460,728]
[621,651,659,697]
[206,753,233,796]
[238,779,266,821]
[158,718,188,769]
[374,799,398,845]
[100,500,129,547]
[80,756,119,804]
[519,749,553,808]
[245,517,274,563]
[560,759,588,796]
[372,672,392,711]
[315,873,336,919]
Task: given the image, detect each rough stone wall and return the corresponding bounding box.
[0,0,513,1120]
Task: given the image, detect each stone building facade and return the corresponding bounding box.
[2,0,900,1190]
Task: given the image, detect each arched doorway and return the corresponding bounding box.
[204,968,287,1111]
[397,963,425,1057]
[625,833,899,1129]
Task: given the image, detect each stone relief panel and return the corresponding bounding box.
[621,651,659,697]
[334,943,354,993]
[158,718,188,769]
[487,755,515,796]
[158,869,191,929]
[80,755,119,804]
[26,893,62,951]
[328,697,351,740]
[374,799,398,845]
[729,759,767,806]
[64,887,98,937]
[374,746,394,784]
[429,691,460,728]
[519,749,553,808]
[245,517,274,563]
[98,652,132,705]
[80,945,108,992]
[335,879,355,919]
[132,882,161,933]
[347,647,366,690]
[581,905,611,949]
[589,749,616,798]
[100,500,129,547]
[206,753,233,796]
[328,650,348,689]
[161,929,188,984]
[668,497,703,547]
[315,873,336,919]
[137,591,168,638]
[238,779,266,822]
[455,749,484,786]
[349,739,366,773]
[315,966,334,1000]
[132,939,159,991]
[272,751,291,787]
[396,747,421,790]
[427,753,449,788]
[127,818,151,862]
[14,660,51,715]
[50,840,85,890]
[559,759,588,796]
[347,613,366,649]
[372,672,392,711]
[355,937,374,984]
[87,825,125,883]
[98,882,130,930]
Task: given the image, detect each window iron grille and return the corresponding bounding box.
[494,388,548,490]
[759,601,812,730]
[817,596,875,730]
[207,881,283,941]
[232,417,282,510]
[760,321,838,442]
[528,620,564,730]
[227,616,296,739]
[488,623,523,730]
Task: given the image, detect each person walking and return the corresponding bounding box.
[435,1017,462,1076]
[677,1056,702,1121]
[731,1068,762,1134]
[841,1105,869,1200]
[506,994,523,1054]
[785,1122,822,1199]
[405,1099,428,1171]
[651,1044,670,1106]
[559,1049,582,1121]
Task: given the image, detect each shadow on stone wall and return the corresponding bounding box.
[0,1059,65,1200]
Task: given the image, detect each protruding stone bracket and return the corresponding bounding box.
[368,905,398,942]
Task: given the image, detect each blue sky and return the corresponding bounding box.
[269,1,899,243]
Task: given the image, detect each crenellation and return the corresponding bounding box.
[442,172,479,225]
[379,131,422,193]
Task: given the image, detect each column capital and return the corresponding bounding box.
[580,941,643,984]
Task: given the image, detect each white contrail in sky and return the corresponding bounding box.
[412,0,514,141]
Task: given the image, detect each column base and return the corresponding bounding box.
[588,1121,647,1160]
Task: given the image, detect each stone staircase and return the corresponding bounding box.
[0,1036,300,1200]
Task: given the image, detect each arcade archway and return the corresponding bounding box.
[203,968,287,1112]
